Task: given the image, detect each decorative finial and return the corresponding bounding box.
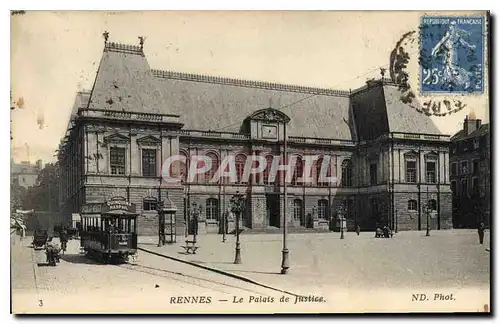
[269,97,273,109]
[380,67,387,79]
[138,36,146,50]
[103,31,109,44]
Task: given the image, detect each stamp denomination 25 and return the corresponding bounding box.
[419,16,484,94]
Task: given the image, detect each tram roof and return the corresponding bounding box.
[101,210,138,218]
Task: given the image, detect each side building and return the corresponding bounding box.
[449,113,490,228]
[11,159,43,188]
[58,39,452,235]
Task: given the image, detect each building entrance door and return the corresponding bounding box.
[266,194,280,227]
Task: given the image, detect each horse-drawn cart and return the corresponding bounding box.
[32,229,48,249]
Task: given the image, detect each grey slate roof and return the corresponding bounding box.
[153,71,352,139]
[451,124,489,141]
[86,43,171,115]
[65,91,90,136]
[80,42,444,141]
[382,85,442,135]
[69,91,90,120]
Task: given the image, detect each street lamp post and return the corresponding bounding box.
[394,208,398,234]
[423,203,430,236]
[338,203,345,239]
[222,172,227,243]
[157,201,165,247]
[230,192,245,264]
[280,123,290,275]
[426,207,430,236]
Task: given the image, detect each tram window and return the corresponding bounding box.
[130,219,136,233]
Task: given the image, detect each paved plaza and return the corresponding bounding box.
[139,229,490,294]
[11,229,490,313]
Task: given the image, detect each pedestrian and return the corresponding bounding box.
[60,227,68,253]
[478,222,485,245]
[356,224,360,235]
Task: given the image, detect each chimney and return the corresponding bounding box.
[464,112,481,136]
[36,159,43,169]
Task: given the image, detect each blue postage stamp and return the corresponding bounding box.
[419,16,485,94]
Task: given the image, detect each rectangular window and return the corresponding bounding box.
[426,161,436,183]
[451,162,458,176]
[142,149,157,177]
[205,199,219,220]
[461,179,468,197]
[143,199,157,211]
[406,160,417,183]
[473,138,480,149]
[472,177,479,195]
[371,198,378,218]
[460,161,469,175]
[370,163,377,185]
[110,147,126,175]
[408,200,417,211]
[451,180,457,196]
[293,200,302,221]
[472,159,479,175]
[318,200,328,219]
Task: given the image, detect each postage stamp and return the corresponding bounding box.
[419,16,485,94]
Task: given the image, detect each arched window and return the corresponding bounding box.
[263,155,274,185]
[341,159,352,187]
[179,152,189,183]
[293,199,303,221]
[205,198,219,220]
[292,156,303,186]
[143,197,158,211]
[317,199,329,219]
[205,152,219,183]
[316,157,330,187]
[428,199,437,211]
[235,154,247,184]
[408,199,417,211]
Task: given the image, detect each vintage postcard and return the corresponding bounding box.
[10,10,491,314]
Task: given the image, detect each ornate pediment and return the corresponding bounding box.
[248,108,291,124]
[424,150,439,158]
[103,133,130,144]
[404,149,419,157]
[137,135,161,146]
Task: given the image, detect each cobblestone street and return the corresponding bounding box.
[11,229,490,313]
[11,235,288,314]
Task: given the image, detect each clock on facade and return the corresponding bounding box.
[262,125,277,139]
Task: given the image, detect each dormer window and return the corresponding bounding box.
[244,107,291,140]
[473,138,480,149]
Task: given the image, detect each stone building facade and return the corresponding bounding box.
[11,159,43,188]
[449,113,490,228]
[58,40,452,235]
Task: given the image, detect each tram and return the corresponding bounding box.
[80,196,138,264]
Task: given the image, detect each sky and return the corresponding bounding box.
[10,11,489,164]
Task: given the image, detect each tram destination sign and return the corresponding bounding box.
[81,203,103,214]
[102,196,136,214]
